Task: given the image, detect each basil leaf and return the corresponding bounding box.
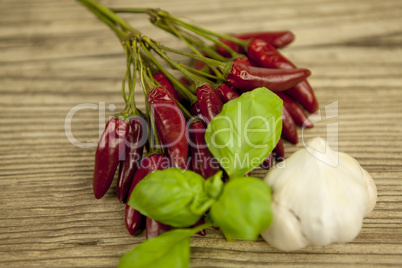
[118,223,212,268]
[209,176,273,241]
[118,228,192,268]
[128,168,213,227]
[205,87,282,178]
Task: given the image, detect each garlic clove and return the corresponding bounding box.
[337,151,377,217]
[362,168,377,216]
[261,202,309,251]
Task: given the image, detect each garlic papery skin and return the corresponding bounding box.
[261,137,377,251]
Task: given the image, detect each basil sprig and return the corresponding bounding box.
[205,87,283,178]
[125,169,273,267]
[128,169,272,239]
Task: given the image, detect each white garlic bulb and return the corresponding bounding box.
[261,137,377,251]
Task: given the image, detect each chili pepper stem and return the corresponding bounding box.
[157,11,249,48]
[156,20,228,62]
[79,0,141,36]
[111,8,240,61]
[169,18,242,59]
[157,45,228,73]
[111,7,153,14]
[165,20,203,60]
[79,0,143,118]
[78,1,127,41]
[141,42,198,104]
[157,20,225,77]
[179,63,223,81]
[121,64,129,104]
[144,37,213,89]
[138,53,163,155]
[128,41,140,115]
[119,41,140,118]
[113,7,249,54]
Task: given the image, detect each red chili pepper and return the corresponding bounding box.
[188,121,215,237]
[247,39,319,113]
[196,84,224,124]
[178,76,191,87]
[172,143,209,237]
[190,102,201,117]
[193,51,208,71]
[125,204,144,236]
[216,31,295,57]
[234,56,259,67]
[234,31,295,48]
[282,106,298,144]
[260,153,273,170]
[152,71,184,103]
[146,217,172,239]
[226,59,311,92]
[125,153,170,235]
[276,93,313,128]
[148,86,189,169]
[189,120,220,179]
[248,38,295,69]
[216,83,240,103]
[235,56,252,66]
[216,39,244,58]
[273,138,285,161]
[93,118,129,199]
[286,81,319,114]
[116,117,145,203]
[193,58,207,71]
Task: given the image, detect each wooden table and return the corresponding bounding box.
[1,0,401,267]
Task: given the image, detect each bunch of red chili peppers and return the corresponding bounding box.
[80,0,318,239]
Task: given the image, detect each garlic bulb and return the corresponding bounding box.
[261,137,377,251]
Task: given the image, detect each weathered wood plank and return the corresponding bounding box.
[0,0,401,267]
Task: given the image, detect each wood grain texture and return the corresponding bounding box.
[0,0,401,267]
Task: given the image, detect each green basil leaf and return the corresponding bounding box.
[117,228,191,268]
[205,87,282,178]
[118,223,212,268]
[128,168,213,227]
[209,176,273,241]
